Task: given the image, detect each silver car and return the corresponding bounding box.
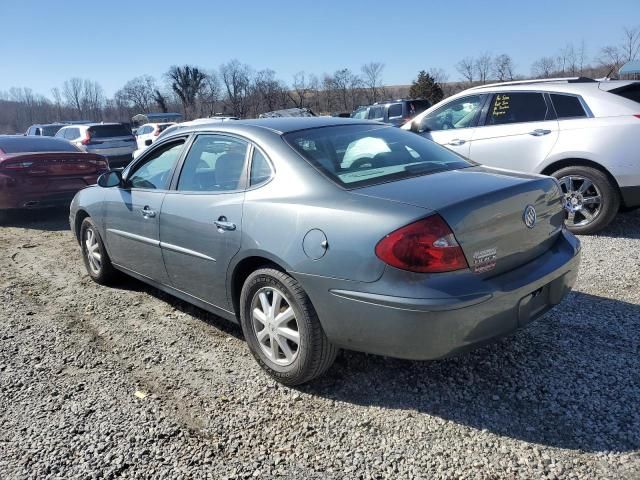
[70,117,581,385]
[56,123,137,169]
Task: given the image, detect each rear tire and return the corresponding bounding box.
[239,267,338,386]
[551,165,620,235]
[80,217,118,285]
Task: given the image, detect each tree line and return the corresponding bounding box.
[0,25,638,134]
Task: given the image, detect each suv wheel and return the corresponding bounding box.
[239,267,338,386]
[552,166,620,235]
[80,217,118,285]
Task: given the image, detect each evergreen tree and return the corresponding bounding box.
[409,71,444,104]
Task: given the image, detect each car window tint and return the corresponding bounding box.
[550,94,587,119]
[250,148,272,186]
[65,128,79,140]
[89,124,131,138]
[368,106,384,120]
[285,124,471,188]
[388,103,403,118]
[128,141,184,190]
[177,135,248,192]
[421,95,483,131]
[486,92,548,125]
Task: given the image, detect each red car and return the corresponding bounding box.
[0,136,108,222]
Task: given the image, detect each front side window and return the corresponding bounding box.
[486,92,548,125]
[351,107,369,119]
[550,94,587,119]
[368,106,384,121]
[128,140,184,190]
[177,135,248,192]
[285,124,471,188]
[420,95,483,131]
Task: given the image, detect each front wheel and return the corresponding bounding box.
[552,166,620,235]
[80,217,118,285]
[239,268,338,386]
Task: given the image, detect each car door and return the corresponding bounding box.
[468,91,559,171]
[159,133,250,310]
[102,138,186,283]
[413,94,486,157]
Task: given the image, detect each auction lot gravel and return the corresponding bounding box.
[0,209,639,479]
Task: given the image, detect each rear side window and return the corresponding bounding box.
[89,124,132,138]
[368,106,384,121]
[550,94,587,119]
[42,125,63,136]
[250,148,272,186]
[486,92,548,125]
[65,128,80,140]
[0,137,79,153]
[408,100,431,117]
[388,103,403,118]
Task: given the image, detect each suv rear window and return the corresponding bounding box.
[609,83,640,104]
[89,124,132,138]
[284,124,471,188]
[388,103,403,118]
[550,94,587,118]
[0,137,79,153]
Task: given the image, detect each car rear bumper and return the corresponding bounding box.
[0,190,78,210]
[296,230,581,360]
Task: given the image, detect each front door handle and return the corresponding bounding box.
[214,216,236,231]
[448,139,466,146]
[529,129,551,136]
[141,206,156,218]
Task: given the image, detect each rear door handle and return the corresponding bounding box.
[214,216,236,231]
[141,206,156,218]
[529,129,551,136]
[448,139,466,146]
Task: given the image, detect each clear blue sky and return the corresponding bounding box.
[2,0,639,97]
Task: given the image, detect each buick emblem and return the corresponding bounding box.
[523,205,537,229]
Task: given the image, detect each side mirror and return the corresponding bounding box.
[97,170,122,188]
[145,139,152,147]
[410,119,430,134]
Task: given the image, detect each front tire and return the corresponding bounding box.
[80,217,118,285]
[552,166,620,235]
[239,267,338,386]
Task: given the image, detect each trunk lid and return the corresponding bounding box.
[354,166,565,276]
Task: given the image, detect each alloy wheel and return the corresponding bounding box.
[84,227,102,275]
[251,287,300,366]
[558,175,602,227]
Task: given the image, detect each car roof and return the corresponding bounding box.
[466,78,637,94]
[171,117,382,135]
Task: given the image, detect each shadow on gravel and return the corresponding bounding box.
[592,208,640,239]
[304,291,640,453]
[0,207,70,232]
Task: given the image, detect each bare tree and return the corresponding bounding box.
[361,62,385,103]
[456,57,475,83]
[198,71,222,117]
[63,78,85,116]
[598,45,624,75]
[166,65,208,119]
[82,80,104,121]
[51,87,63,121]
[577,40,587,75]
[116,75,157,113]
[253,69,287,113]
[153,89,169,113]
[621,26,640,62]
[290,71,311,108]
[493,54,515,81]
[474,53,492,84]
[531,56,557,78]
[220,59,253,118]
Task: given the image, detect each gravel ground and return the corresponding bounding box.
[0,208,639,479]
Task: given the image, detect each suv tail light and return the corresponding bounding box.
[153,127,161,136]
[375,215,468,273]
[81,131,92,145]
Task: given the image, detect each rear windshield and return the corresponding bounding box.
[42,125,64,136]
[0,137,79,153]
[609,83,640,104]
[88,124,132,138]
[284,124,471,188]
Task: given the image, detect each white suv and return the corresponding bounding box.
[135,122,176,150]
[55,123,136,169]
[404,78,640,234]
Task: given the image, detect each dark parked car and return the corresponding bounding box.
[25,123,66,137]
[70,117,580,385]
[0,136,108,222]
[351,99,432,126]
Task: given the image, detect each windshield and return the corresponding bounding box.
[88,124,132,138]
[284,124,471,188]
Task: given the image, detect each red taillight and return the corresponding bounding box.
[634,114,640,119]
[153,127,160,136]
[375,215,468,273]
[1,160,34,171]
[81,131,91,145]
